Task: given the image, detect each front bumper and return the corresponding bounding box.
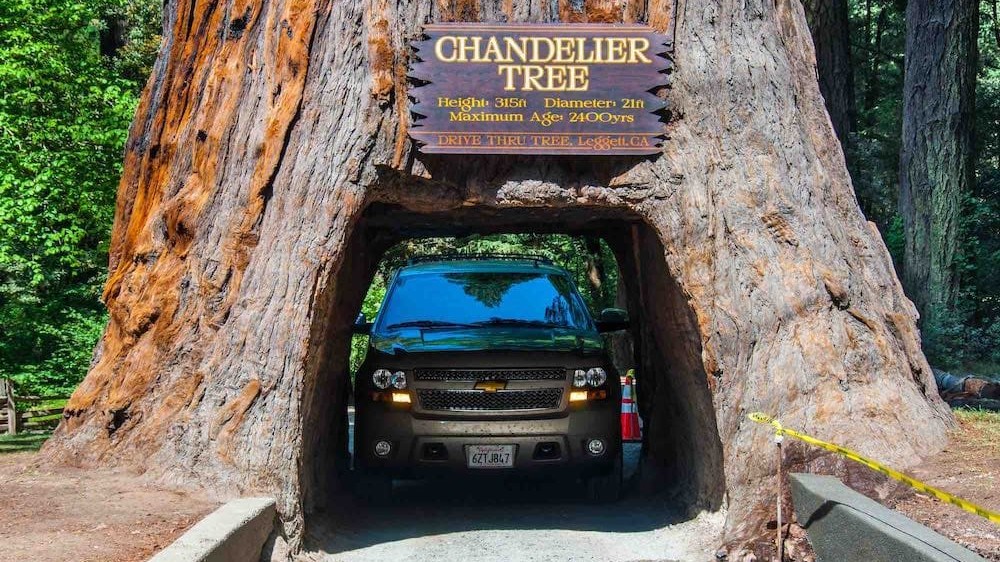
[355,405,619,478]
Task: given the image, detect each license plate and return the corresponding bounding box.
[466,444,515,469]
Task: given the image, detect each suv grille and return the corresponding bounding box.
[414,368,566,382]
[417,389,563,411]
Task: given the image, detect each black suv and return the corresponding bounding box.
[352,256,628,501]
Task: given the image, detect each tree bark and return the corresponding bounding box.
[802,0,856,148]
[899,0,978,325]
[582,235,608,307]
[862,4,888,125]
[43,0,953,557]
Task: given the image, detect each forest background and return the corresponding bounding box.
[1,0,997,397]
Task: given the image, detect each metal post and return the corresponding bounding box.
[775,432,784,561]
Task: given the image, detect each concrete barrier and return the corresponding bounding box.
[789,473,986,562]
[149,497,276,562]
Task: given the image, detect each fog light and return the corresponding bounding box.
[569,390,589,402]
[390,371,407,389]
[372,369,392,389]
[374,440,392,457]
[586,367,607,387]
[586,438,606,456]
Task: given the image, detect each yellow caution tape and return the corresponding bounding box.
[748,412,1000,525]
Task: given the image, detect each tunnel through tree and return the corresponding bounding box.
[44,0,953,558]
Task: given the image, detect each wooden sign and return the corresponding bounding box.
[409,24,672,155]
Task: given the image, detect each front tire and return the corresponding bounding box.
[585,447,623,503]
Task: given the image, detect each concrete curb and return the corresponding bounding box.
[149,497,276,562]
[789,473,987,562]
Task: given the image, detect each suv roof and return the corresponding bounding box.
[398,256,567,276]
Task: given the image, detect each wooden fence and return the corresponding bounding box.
[1,378,65,435]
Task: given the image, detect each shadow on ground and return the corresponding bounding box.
[303,443,720,562]
[0,431,50,453]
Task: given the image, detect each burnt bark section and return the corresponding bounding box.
[899,0,978,325]
[802,0,856,148]
[44,0,952,557]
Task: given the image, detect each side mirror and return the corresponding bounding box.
[352,313,372,335]
[596,308,629,333]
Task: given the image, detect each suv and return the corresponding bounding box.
[352,255,629,502]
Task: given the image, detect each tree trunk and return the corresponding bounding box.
[862,4,888,126]
[43,0,953,557]
[582,235,609,307]
[899,0,978,325]
[802,0,856,148]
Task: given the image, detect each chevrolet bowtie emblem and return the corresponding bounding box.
[474,380,507,393]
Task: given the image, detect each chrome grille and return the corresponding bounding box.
[413,368,566,382]
[417,389,563,411]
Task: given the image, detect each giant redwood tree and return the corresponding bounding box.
[44,0,954,557]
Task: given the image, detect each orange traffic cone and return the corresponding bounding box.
[621,374,641,442]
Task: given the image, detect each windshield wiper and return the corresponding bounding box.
[384,320,478,329]
[472,319,567,328]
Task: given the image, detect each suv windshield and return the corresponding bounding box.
[376,270,594,332]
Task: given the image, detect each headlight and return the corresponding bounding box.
[390,371,407,389]
[586,367,607,387]
[372,368,392,389]
[573,369,588,388]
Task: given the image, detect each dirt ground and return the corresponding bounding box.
[0,451,216,562]
[887,409,1000,561]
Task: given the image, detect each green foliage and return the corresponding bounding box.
[845,0,1000,372]
[953,407,1000,453]
[882,214,905,269]
[382,234,620,312]
[0,431,51,453]
[922,304,1000,371]
[0,0,147,396]
[846,0,906,233]
[349,273,386,375]
[1,0,997,397]
[105,0,163,82]
[931,1,1000,372]
[969,3,1000,328]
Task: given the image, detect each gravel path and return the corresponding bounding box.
[303,439,725,562]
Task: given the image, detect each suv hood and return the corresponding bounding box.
[371,326,604,355]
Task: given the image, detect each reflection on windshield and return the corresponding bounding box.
[446,272,535,307]
[377,271,593,331]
